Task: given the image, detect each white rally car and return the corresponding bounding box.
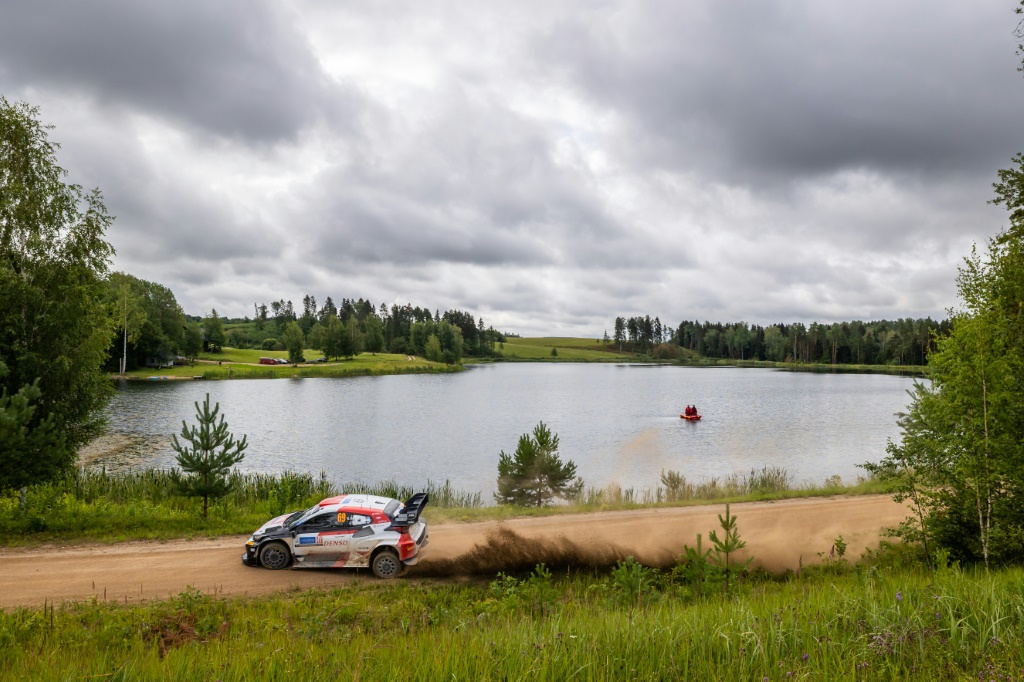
[242,492,429,578]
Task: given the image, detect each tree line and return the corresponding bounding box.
[224,296,506,364]
[610,315,950,366]
[102,284,511,369]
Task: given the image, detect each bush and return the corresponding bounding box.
[261,338,278,351]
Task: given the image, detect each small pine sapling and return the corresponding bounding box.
[170,393,248,519]
[525,563,558,617]
[674,533,713,596]
[611,556,650,617]
[708,503,753,594]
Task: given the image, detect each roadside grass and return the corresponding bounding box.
[2,551,1021,680]
[0,466,891,545]
[0,471,481,545]
[119,351,457,380]
[429,470,893,523]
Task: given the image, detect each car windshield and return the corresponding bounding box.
[286,505,320,528]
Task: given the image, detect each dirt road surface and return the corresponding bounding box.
[0,495,906,609]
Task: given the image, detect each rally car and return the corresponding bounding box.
[242,492,429,578]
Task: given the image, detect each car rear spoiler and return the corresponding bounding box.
[392,493,429,526]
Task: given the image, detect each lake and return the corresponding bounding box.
[95,364,919,497]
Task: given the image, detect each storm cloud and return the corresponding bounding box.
[1,0,1021,334]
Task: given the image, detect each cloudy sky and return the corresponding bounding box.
[2,1,1022,335]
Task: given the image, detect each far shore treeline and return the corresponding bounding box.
[115,283,948,372]
[610,315,947,366]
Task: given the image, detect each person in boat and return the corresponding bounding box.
[684,405,693,416]
[692,405,698,416]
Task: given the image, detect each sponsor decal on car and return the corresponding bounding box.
[316,536,350,547]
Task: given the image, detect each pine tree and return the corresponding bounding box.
[169,394,248,519]
[204,309,226,352]
[495,421,583,506]
[0,362,69,491]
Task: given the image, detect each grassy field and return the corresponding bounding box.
[498,337,632,361]
[119,351,457,380]
[196,347,324,363]
[2,543,1020,680]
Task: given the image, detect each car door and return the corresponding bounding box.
[292,510,374,568]
[291,512,343,567]
[343,512,378,567]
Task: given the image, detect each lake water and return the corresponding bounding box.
[98,364,919,497]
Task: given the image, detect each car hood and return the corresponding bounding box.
[254,513,293,535]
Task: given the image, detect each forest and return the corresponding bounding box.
[610,315,947,367]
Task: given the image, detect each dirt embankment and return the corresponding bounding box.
[0,495,906,609]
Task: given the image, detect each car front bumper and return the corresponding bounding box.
[242,545,259,566]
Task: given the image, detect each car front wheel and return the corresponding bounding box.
[259,541,291,570]
[371,549,402,579]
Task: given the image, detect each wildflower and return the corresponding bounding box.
[896,592,903,601]
[803,653,809,662]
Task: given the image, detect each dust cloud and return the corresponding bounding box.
[410,526,629,577]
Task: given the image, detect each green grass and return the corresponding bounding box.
[499,337,632,361]
[0,471,481,545]
[2,552,1021,680]
[119,351,458,380]
[196,347,323,363]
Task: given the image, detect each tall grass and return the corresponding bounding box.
[572,466,858,507]
[0,469,480,544]
[1,557,1021,680]
[1,464,887,542]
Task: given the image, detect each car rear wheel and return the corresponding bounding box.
[371,548,402,579]
[259,541,291,570]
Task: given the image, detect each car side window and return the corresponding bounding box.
[349,513,372,527]
[336,512,372,529]
[296,514,335,532]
